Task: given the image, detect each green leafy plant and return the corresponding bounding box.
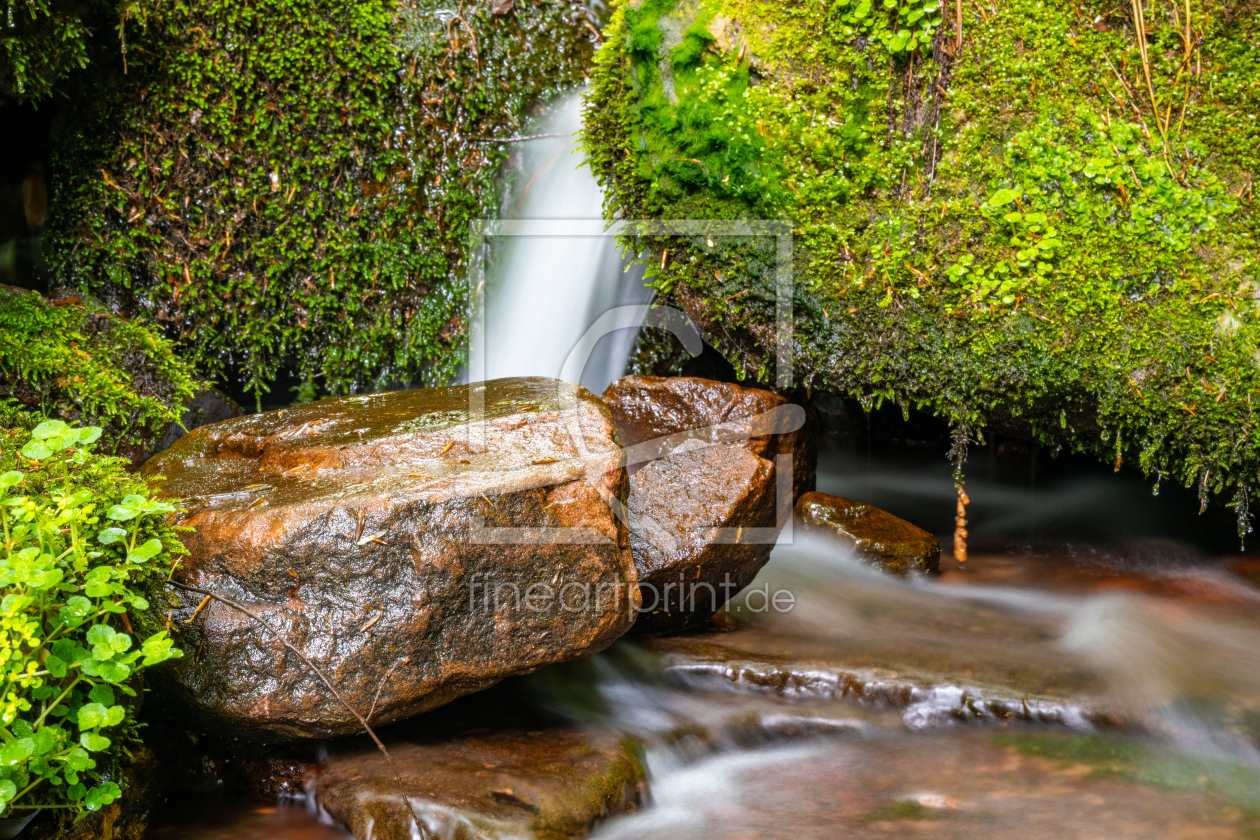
[832,0,942,55]
[0,412,184,819]
[881,0,942,54]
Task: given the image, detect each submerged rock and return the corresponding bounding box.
[603,375,814,502]
[587,729,1257,840]
[314,688,645,840]
[143,377,637,739]
[638,546,1113,729]
[629,442,777,634]
[794,492,940,576]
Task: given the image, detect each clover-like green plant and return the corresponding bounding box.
[882,0,942,55]
[832,0,942,55]
[0,415,184,820]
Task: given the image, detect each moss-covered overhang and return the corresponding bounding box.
[584,0,1260,537]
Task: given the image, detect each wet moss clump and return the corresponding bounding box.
[0,286,198,455]
[584,0,1260,538]
[44,0,599,402]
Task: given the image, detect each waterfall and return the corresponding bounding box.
[480,93,652,396]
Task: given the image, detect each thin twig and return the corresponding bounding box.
[368,657,410,723]
[169,581,428,839]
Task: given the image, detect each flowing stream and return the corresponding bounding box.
[155,436,1260,839]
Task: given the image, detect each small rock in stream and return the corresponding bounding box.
[793,491,940,575]
[629,442,777,633]
[314,687,645,840]
[142,377,637,739]
[588,729,1258,840]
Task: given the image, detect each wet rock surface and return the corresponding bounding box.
[143,377,636,739]
[943,550,1260,606]
[641,631,1104,730]
[145,800,348,840]
[603,375,814,501]
[794,491,940,575]
[149,387,246,460]
[629,442,777,634]
[636,539,1111,727]
[314,687,645,840]
[222,750,314,802]
[591,730,1260,840]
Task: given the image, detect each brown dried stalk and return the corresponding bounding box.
[953,483,970,564]
[170,581,428,839]
[1129,0,1174,167]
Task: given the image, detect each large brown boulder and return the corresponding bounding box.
[794,492,940,576]
[142,377,637,739]
[602,375,814,502]
[629,442,777,634]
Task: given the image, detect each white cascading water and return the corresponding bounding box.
[481,93,652,395]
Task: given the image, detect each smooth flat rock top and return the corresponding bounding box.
[145,377,622,539]
[603,375,814,501]
[141,378,637,739]
[794,491,940,575]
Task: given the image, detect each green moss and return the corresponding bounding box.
[864,799,944,821]
[0,288,198,454]
[0,0,155,101]
[995,732,1260,811]
[44,0,597,404]
[585,0,1260,539]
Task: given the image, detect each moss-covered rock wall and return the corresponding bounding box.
[584,0,1260,537]
[0,285,198,457]
[44,0,599,402]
